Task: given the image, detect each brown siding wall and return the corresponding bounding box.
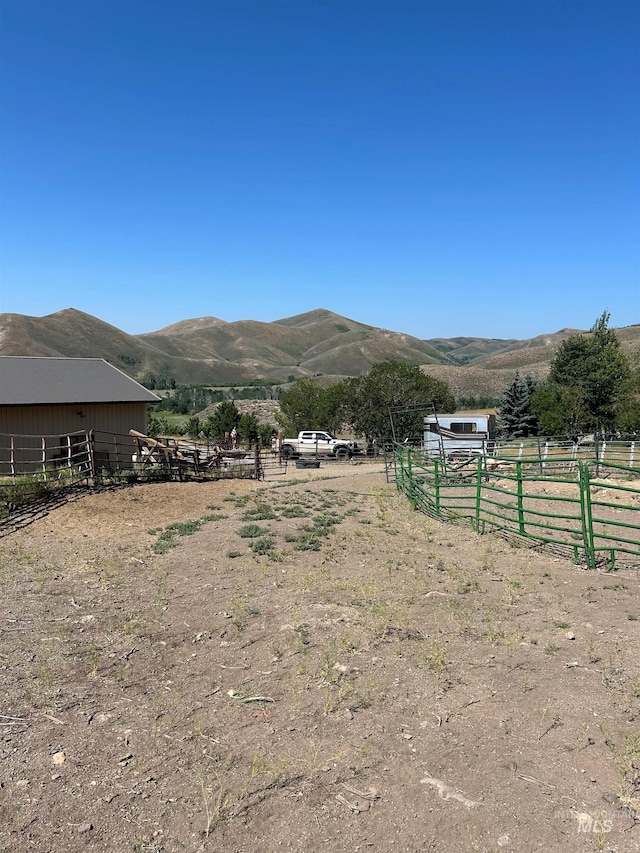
[0,404,150,473]
[0,403,148,437]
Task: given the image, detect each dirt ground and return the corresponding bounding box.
[1,462,639,853]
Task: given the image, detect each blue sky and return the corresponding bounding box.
[1,0,638,340]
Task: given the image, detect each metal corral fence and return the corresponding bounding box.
[0,429,288,520]
[491,435,639,474]
[393,446,640,571]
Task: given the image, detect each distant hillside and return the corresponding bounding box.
[0,307,453,384]
[427,336,519,364]
[0,308,637,402]
[420,363,552,401]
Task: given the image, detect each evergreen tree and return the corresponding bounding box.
[183,415,203,439]
[201,401,240,440]
[238,413,260,444]
[256,423,277,448]
[497,373,539,438]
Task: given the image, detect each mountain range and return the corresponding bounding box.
[1,308,638,401]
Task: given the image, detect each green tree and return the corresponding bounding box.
[156,364,176,390]
[531,384,589,437]
[183,415,203,439]
[201,401,240,440]
[497,373,539,438]
[614,349,640,433]
[344,362,455,441]
[147,414,170,438]
[257,423,277,448]
[238,413,260,445]
[276,379,348,435]
[532,311,632,435]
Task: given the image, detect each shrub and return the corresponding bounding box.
[237,524,270,539]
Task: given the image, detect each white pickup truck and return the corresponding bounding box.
[280,431,358,460]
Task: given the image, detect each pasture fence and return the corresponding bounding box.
[491,435,638,475]
[393,445,640,571]
[0,428,287,521]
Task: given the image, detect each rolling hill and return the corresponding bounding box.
[0,308,638,401]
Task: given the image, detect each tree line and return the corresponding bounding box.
[497,312,639,438]
[148,362,454,445]
[148,401,275,447]
[275,362,454,441]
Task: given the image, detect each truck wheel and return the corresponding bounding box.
[335,446,350,460]
[282,445,295,460]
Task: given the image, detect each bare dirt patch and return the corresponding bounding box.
[1,464,639,853]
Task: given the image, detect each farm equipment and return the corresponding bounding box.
[129,430,253,477]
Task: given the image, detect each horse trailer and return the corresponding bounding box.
[423,413,496,459]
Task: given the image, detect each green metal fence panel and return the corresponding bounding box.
[394,447,640,570]
[585,461,640,568]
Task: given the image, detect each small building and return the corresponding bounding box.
[0,357,160,473]
[423,413,496,459]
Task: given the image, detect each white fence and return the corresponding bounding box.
[491,437,638,475]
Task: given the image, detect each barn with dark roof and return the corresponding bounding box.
[0,357,160,473]
[0,356,160,436]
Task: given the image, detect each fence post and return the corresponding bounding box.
[434,459,441,514]
[579,463,598,569]
[516,461,525,535]
[401,448,414,507]
[537,437,543,475]
[570,440,577,473]
[87,430,96,479]
[389,445,396,486]
[394,446,400,483]
[390,446,399,488]
[475,455,483,532]
[400,447,408,493]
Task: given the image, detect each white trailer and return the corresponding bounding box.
[423,414,496,459]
